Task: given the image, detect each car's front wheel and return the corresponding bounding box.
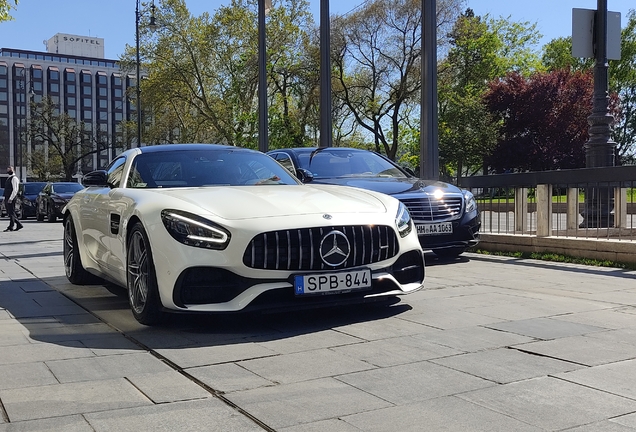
[64,216,94,284]
[127,222,164,325]
[47,204,57,223]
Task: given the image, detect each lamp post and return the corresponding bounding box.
[580,0,616,228]
[16,68,25,182]
[135,0,157,148]
[319,0,332,148]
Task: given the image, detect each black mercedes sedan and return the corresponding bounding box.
[268,147,480,258]
[36,182,85,222]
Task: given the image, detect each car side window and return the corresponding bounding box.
[271,152,296,174]
[106,157,127,188]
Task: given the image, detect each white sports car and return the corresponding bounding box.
[63,144,425,325]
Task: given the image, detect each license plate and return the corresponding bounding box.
[294,269,371,295]
[417,222,453,235]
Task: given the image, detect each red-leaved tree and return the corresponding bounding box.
[483,69,611,172]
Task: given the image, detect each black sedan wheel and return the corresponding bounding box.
[64,216,94,284]
[47,205,57,223]
[127,222,163,325]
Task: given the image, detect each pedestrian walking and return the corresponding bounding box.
[3,166,23,232]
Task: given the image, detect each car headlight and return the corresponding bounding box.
[395,202,412,238]
[161,209,231,250]
[464,190,477,213]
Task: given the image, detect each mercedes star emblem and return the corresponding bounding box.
[319,230,351,267]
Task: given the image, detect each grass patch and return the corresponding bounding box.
[474,249,636,271]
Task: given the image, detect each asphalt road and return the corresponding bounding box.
[1,219,636,431]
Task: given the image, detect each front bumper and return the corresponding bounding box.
[170,248,425,312]
[416,212,481,251]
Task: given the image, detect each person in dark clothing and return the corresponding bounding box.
[3,166,23,232]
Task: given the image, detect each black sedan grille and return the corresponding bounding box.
[244,225,399,271]
[401,197,463,223]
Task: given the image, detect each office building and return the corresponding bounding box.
[0,33,138,185]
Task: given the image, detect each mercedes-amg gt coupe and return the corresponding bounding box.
[63,144,426,325]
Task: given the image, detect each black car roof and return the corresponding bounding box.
[138,144,250,154]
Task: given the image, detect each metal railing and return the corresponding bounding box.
[460,166,636,242]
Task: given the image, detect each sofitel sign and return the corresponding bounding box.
[63,36,101,45]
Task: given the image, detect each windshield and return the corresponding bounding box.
[127,148,300,189]
[52,183,84,194]
[24,183,46,194]
[296,150,408,179]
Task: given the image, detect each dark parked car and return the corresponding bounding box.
[36,182,85,222]
[268,147,481,258]
[15,182,47,219]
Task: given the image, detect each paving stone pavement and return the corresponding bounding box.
[0,220,635,431]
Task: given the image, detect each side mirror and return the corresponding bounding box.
[295,168,314,183]
[82,170,109,187]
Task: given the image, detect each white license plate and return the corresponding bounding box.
[294,269,371,295]
[417,222,453,235]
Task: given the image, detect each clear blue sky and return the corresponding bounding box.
[0,0,633,60]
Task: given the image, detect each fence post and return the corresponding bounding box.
[536,184,552,237]
[614,187,627,228]
[515,187,528,233]
[567,187,579,232]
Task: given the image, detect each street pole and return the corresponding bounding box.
[257,0,269,152]
[420,0,439,180]
[319,0,332,148]
[135,0,157,148]
[18,69,25,182]
[580,0,616,228]
[136,0,141,148]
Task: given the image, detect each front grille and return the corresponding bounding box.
[401,197,463,222]
[244,225,399,271]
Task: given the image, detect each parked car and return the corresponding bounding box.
[15,182,47,219]
[36,182,85,222]
[268,147,481,258]
[63,144,425,325]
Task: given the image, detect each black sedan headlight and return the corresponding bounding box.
[161,209,231,250]
[395,202,413,238]
[463,190,477,213]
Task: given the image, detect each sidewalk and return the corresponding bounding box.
[1,220,636,431]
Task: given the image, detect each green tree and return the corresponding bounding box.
[541,10,636,164]
[438,9,542,180]
[124,0,319,149]
[542,37,593,71]
[612,9,636,164]
[331,0,463,161]
[0,0,17,22]
[28,97,108,181]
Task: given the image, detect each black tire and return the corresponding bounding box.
[47,204,57,223]
[432,247,466,258]
[127,222,164,325]
[64,216,94,284]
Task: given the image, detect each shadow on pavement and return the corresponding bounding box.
[1,273,413,353]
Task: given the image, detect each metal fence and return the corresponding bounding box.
[460,166,636,242]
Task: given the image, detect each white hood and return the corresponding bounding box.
[154,184,389,220]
